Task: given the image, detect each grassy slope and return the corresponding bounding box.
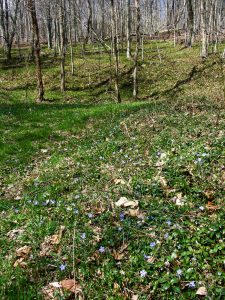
[0,42,225,299]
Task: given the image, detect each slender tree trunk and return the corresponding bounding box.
[186,0,194,47]
[111,0,121,103]
[46,0,52,49]
[126,0,131,59]
[133,0,141,100]
[27,0,44,103]
[201,0,208,58]
[68,0,74,76]
[59,0,66,92]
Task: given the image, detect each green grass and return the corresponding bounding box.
[0,42,225,299]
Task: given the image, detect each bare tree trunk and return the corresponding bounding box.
[59,0,66,92]
[0,0,21,60]
[201,0,208,58]
[46,0,52,49]
[27,0,44,103]
[126,0,131,59]
[133,0,141,100]
[68,0,75,76]
[186,0,194,47]
[111,0,121,103]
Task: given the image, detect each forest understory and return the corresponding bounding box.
[0,41,225,299]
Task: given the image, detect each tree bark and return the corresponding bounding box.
[126,0,131,59]
[59,0,66,92]
[27,0,44,103]
[186,0,194,47]
[133,0,141,100]
[111,0,121,103]
[201,0,208,58]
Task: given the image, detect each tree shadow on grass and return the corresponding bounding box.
[142,61,217,100]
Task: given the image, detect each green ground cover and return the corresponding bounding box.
[0,42,224,299]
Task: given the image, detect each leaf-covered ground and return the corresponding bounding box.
[0,42,225,299]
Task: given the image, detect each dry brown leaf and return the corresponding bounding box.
[7,229,24,240]
[159,176,168,188]
[113,282,120,290]
[196,286,207,296]
[14,258,27,269]
[42,284,63,300]
[61,279,82,294]
[114,178,126,185]
[113,244,128,261]
[206,201,219,210]
[40,226,65,257]
[115,197,138,208]
[16,246,32,258]
[43,279,82,300]
[128,209,139,217]
[146,256,155,263]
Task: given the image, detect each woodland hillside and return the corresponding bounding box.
[0,1,225,299]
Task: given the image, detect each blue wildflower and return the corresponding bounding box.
[176,269,182,277]
[188,281,196,288]
[80,233,86,240]
[99,246,105,253]
[120,213,125,221]
[59,263,66,271]
[140,269,147,277]
[150,242,156,248]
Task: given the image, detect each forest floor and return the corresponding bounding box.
[0,42,225,299]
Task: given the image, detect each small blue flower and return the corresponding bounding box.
[74,209,79,214]
[140,269,147,277]
[150,242,156,248]
[164,233,169,239]
[80,233,86,240]
[59,263,66,271]
[144,254,150,260]
[118,227,123,232]
[120,213,125,221]
[33,200,39,206]
[14,208,19,214]
[176,269,182,277]
[188,281,196,288]
[99,246,105,253]
[194,157,203,164]
[156,151,162,157]
[166,220,172,226]
[27,199,32,204]
[87,213,93,218]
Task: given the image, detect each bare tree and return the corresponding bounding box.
[133,0,141,100]
[27,0,45,103]
[111,0,121,103]
[0,0,21,60]
[59,0,66,92]
[186,0,194,47]
[201,0,208,58]
[126,0,131,59]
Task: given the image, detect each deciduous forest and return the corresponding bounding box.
[0,0,225,299]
